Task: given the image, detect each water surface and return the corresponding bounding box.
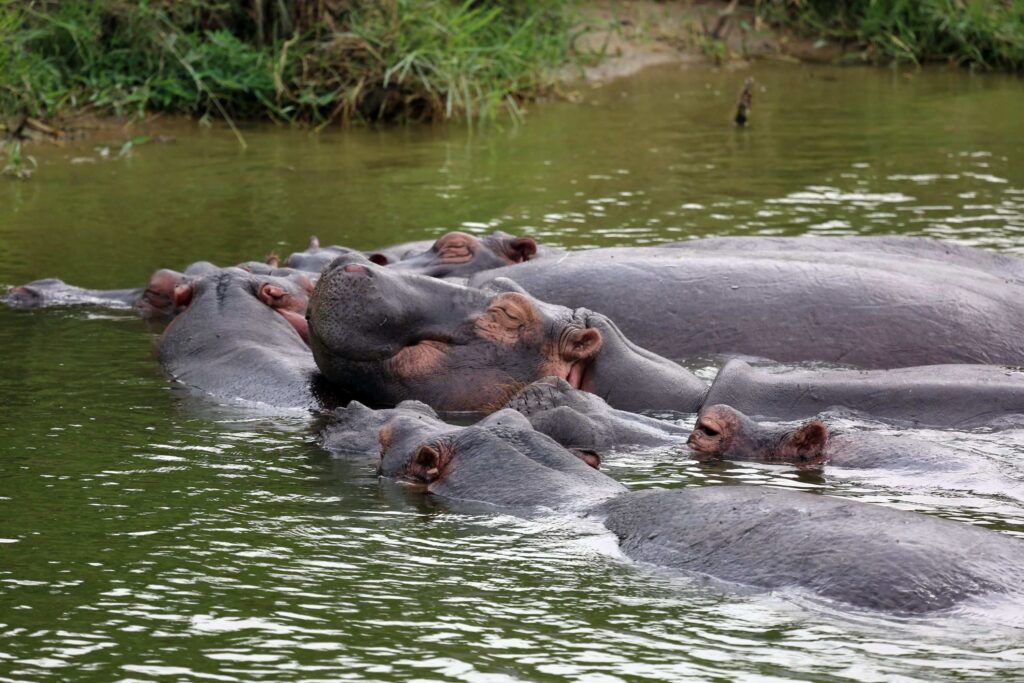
[2,63,1024,681]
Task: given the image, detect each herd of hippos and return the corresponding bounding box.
[7,230,1024,616]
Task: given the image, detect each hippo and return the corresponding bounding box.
[504,376,692,449]
[664,235,1024,282]
[3,278,143,310]
[157,267,329,408]
[386,230,554,279]
[468,239,1024,368]
[321,399,439,455]
[307,253,705,413]
[378,408,622,511]
[702,360,1024,428]
[5,260,222,319]
[689,404,985,471]
[307,254,1024,425]
[285,231,553,278]
[379,411,1024,614]
[283,237,391,273]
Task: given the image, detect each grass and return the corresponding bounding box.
[757,0,1024,70]
[0,0,580,127]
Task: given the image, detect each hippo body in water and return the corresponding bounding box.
[307,254,1024,425]
[4,278,144,311]
[4,260,221,318]
[704,360,1024,428]
[689,404,990,472]
[596,486,1024,614]
[157,267,329,408]
[468,238,1024,369]
[378,411,1024,614]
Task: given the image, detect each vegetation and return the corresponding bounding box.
[757,0,1024,70]
[0,0,579,127]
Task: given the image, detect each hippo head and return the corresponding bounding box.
[169,267,315,344]
[136,269,194,318]
[321,399,438,455]
[386,231,538,278]
[3,279,57,307]
[307,254,602,411]
[284,236,389,273]
[688,404,830,465]
[376,408,622,510]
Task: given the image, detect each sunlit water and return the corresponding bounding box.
[2,63,1024,681]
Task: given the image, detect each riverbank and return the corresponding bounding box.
[2,0,1022,150]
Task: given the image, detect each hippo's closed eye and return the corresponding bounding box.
[434,232,476,263]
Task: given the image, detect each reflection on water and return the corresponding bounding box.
[2,63,1024,680]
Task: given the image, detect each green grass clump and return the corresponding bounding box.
[0,0,578,126]
[758,0,1024,70]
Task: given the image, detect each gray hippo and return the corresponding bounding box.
[467,237,1024,369]
[285,231,553,278]
[307,253,1024,426]
[157,267,330,408]
[4,278,144,311]
[377,410,1024,614]
[4,260,221,318]
[688,403,990,472]
[385,230,555,278]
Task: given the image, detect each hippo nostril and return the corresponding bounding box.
[696,418,721,438]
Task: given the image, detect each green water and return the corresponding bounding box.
[2,63,1024,681]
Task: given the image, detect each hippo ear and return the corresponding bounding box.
[367,253,390,266]
[258,284,286,307]
[265,252,280,267]
[570,448,602,470]
[482,277,529,296]
[173,283,193,308]
[505,237,538,263]
[308,235,320,250]
[412,445,444,483]
[783,420,829,461]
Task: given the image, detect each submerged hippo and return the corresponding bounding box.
[689,404,987,472]
[158,267,330,408]
[468,238,1024,369]
[379,411,1024,614]
[386,230,553,278]
[286,230,552,278]
[5,260,221,319]
[504,376,692,449]
[4,278,143,311]
[308,253,1024,425]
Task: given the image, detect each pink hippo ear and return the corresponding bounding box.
[571,448,602,470]
[258,284,287,307]
[265,252,280,268]
[308,236,320,250]
[367,253,390,266]
[505,237,538,263]
[412,445,444,483]
[781,420,829,461]
[173,283,193,309]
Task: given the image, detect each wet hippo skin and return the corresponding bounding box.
[379,411,1024,614]
[469,239,1024,369]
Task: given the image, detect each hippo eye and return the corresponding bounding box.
[489,306,523,328]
